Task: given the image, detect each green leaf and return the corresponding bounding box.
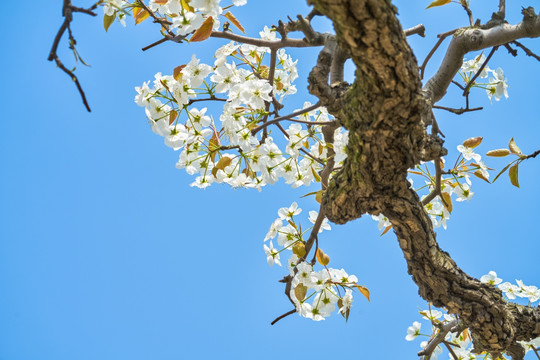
[509,164,520,188]
[104,13,116,32]
[492,162,512,183]
[426,0,451,9]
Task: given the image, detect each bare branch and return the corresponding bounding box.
[419,29,457,80]
[418,320,464,358]
[404,24,425,38]
[270,309,296,325]
[433,105,483,115]
[512,40,540,61]
[424,10,540,103]
[48,0,99,112]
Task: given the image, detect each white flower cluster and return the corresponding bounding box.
[460,54,509,102]
[102,0,247,31]
[480,271,540,303]
[135,36,348,189]
[264,202,365,321]
[405,272,540,359]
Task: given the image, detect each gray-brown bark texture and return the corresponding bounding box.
[306,0,540,357]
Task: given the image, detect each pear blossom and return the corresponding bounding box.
[480,271,502,286]
[487,67,509,102]
[264,240,281,266]
[308,211,331,232]
[278,202,301,220]
[454,183,474,202]
[421,309,443,321]
[405,321,421,341]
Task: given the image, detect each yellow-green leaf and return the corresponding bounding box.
[294,284,307,301]
[354,284,370,302]
[311,167,321,183]
[509,164,520,188]
[509,138,522,155]
[315,190,323,204]
[292,242,306,258]
[223,11,245,33]
[486,149,510,157]
[441,192,453,213]
[493,163,512,183]
[426,0,451,9]
[134,8,149,25]
[462,136,483,149]
[104,13,116,32]
[190,16,214,42]
[316,248,330,266]
[181,0,195,12]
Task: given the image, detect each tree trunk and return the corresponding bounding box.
[307,0,540,357]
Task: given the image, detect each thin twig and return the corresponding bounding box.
[513,41,540,62]
[48,0,99,112]
[270,309,296,325]
[463,46,499,96]
[461,1,474,27]
[433,105,483,115]
[503,43,518,56]
[138,0,175,37]
[420,29,457,80]
[262,48,278,141]
[525,149,540,160]
[418,320,463,358]
[444,342,460,360]
[251,102,322,135]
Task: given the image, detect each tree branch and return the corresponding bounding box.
[424,8,540,103]
[48,0,99,112]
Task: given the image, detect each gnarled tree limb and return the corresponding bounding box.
[306,0,540,357]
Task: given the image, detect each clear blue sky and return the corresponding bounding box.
[1,1,539,359]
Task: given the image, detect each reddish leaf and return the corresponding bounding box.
[173,65,186,81]
[190,16,214,42]
[380,225,393,236]
[169,110,178,125]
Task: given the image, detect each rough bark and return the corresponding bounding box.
[306,0,540,357]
